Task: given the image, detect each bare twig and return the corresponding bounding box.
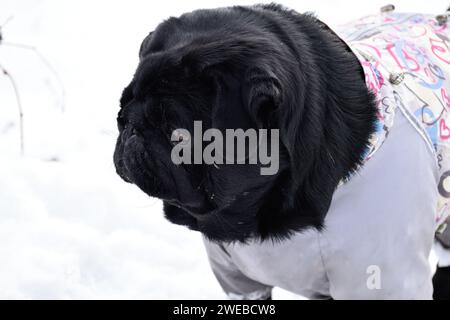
[1,16,13,28]
[0,15,65,156]
[2,41,66,112]
[0,62,24,155]
[0,16,13,43]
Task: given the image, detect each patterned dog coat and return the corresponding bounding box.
[336,11,450,228]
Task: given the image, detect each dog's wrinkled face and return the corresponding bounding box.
[113,9,290,242]
[113,5,377,242]
[114,75,215,214]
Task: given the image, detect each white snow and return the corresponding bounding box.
[0,0,446,299]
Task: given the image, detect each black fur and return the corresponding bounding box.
[433,266,450,299]
[113,4,377,242]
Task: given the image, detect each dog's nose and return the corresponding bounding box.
[117,109,126,131]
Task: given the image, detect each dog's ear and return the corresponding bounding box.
[139,32,154,59]
[275,64,339,231]
[241,59,336,234]
[242,66,282,128]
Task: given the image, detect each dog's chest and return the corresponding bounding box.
[334,12,450,227]
[225,230,330,297]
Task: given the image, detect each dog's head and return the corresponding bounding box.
[113,5,376,242]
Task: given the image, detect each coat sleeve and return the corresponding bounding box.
[203,238,273,300]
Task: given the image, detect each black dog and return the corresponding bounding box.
[114,4,376,241]
[114,4,450,299]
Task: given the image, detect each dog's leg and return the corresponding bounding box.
[433,223,450,299]
[203,239,273,300]
[433,265,450,300]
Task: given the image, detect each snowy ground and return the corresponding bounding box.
[0,0,446,299]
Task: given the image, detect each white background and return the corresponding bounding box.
[0,0,446,299]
